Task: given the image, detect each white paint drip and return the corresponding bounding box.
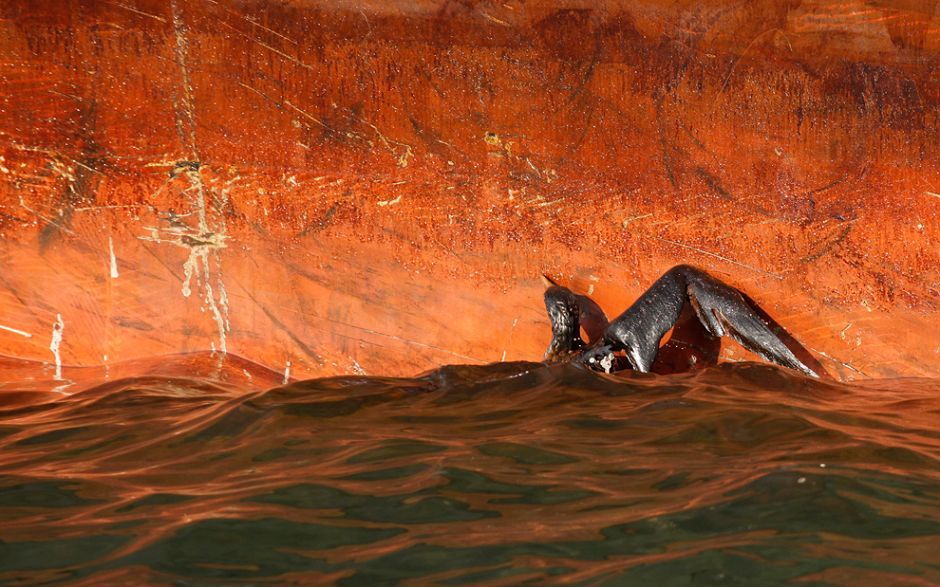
[49,314,64,380]
[283,360,292,384]
[164,2,231,356]
[51,381,74,395]
[108,236,119,278]
[500,318,520,362]
[218,279,230,332]
[181,247,199,297]
[0,324,32,338]
[201,253,227,353]
[143,170,231,353]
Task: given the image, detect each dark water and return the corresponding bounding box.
[0,354,938,586]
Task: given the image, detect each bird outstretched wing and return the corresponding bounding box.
[602,265,819,377]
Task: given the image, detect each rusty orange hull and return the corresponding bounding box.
[0,0,938,381]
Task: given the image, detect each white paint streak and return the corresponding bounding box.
[501,318,520,362]
[839,322,852,340]
[480,11,510,25]
[201,253,227,353]
[108,236,120,278]
[49,314,64,380]
[51,381,74,395]
[0,324,32,338]
[181,249,199,297]
[622,212,653,227]
[218,280,230,333]
[351,360,366,375]
[144,169,231,353]
[167,3,229,354]
[377,195,402,207]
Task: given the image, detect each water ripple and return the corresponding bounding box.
[0,354,937,585]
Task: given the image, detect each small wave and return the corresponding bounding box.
[0,356,937,584]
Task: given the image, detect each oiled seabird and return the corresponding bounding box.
[543,265,820,377]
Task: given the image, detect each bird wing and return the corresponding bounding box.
[603,265,819,377]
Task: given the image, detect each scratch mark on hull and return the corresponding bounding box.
[0,324,32,338]
[651,236,784,280]
[104,0,167,23]
[217,20,313,71]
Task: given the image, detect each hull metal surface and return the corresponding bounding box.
[0,0,937,380]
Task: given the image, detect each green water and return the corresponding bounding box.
[0,357,937,585]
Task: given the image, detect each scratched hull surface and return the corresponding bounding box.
[0,0,938,382]
[0,354,938,585]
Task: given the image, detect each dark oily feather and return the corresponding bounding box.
[543,281,584,363]
[602,265,819,377]
[541,275,609,344]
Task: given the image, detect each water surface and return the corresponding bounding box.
[0,354,938,585]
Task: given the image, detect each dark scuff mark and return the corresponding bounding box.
[0,209,27,225]
[37,104,106,254]
[139,243,184,282]
[170,160,201,177]
[111,316,156,331]
[563,25,603,107]
[297,202,340,238]
[0,272,44,317]
[801,223,854,264]
[407,115,451,160]
[654,96,679,190]
[37,4,109,255]
[235,280,325,365]
[678,120,716,158]
[807,174,847,195]
[693,166,733,200]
